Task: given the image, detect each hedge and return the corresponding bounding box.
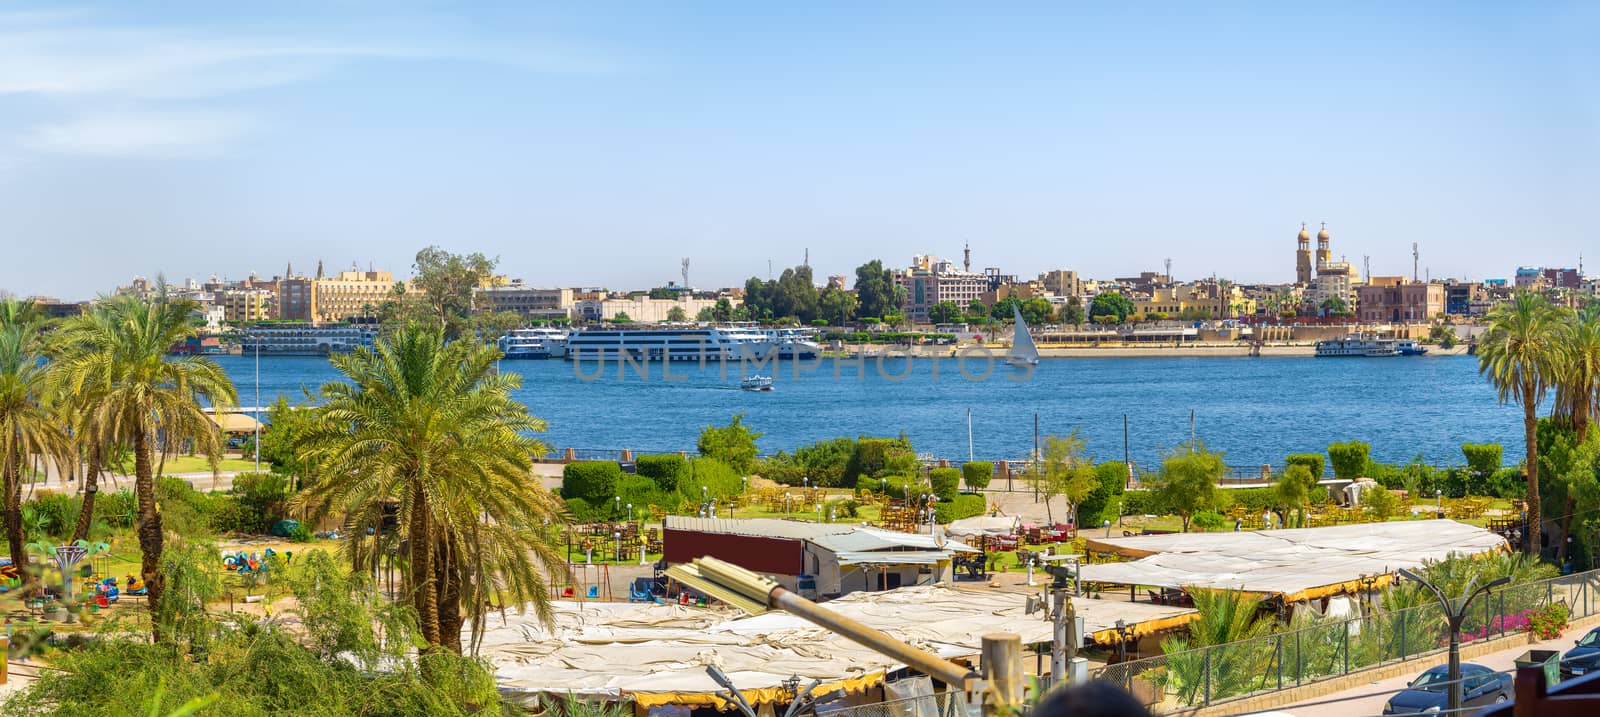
[1327,441,1371,480]
[561,461,622,503]
[678,457,744,500]
[1078,462,1128,525]
[861,474,919,500]
[934,494,986,524]
[962,462,993,491]
[1121,490,1167,516]
[929,467,961,501]
[1461,443,1503,478]
[1285,453,1326,479]
[636,454,686,492]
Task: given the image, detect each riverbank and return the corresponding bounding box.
[828,343,1472,358]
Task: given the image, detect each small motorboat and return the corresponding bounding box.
[740,375,774,391]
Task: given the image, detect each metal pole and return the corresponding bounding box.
[253,341,260,472]
[1051,589,1069,681]
[1203,648,1211,705]
[1032,413,1039,502]
[982,633,1024,715]
[967,406,974,464]
[1123,414,1131,489]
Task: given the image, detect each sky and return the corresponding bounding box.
[0,2,1596,301]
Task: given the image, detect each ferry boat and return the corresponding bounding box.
[762,328,823,360]
[241,323,377,356]
[496,328,568,359]
[1314,335,1399,358]
[1395,340,1429,356]
[564,327,773,362]
[740,375,774,391]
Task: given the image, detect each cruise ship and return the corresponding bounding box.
[496,328,568,359]
[564,327,773,362]
[241,323,377,356]
[761,328,823,360]
[1314,335,1399,358]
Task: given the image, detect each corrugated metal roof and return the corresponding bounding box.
[835,551,951,566]
[663,516,853,541]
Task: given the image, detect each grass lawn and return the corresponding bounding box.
[107,454,262,475]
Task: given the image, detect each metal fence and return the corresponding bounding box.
[1092,569,1600,710]
[816,688,973,717]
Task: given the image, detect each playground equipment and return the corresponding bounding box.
[222,547,289,577]
[555,563,612,601]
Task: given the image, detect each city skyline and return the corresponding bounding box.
[2,3,1597,300]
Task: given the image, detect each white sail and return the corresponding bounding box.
[1008,305,1040,365]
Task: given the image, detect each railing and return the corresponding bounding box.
[1092,569,1600,710]
[816,685,972,717]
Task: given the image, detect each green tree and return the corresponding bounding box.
[295,326,561,654]
[468,310,523,342]
[1152,441,1225,532]
[697,414,763,475]
[396,246,499,339]
[712,298,735,323]
[819,287,858,326]
[259,393,319,487]
[1088,292,1134,323]
[961,461,993,491]
[853,260,898,319]
[1318,296,1348,317]
[1036,429,1098,525]
[966,298,989,323]
[1554,305,1600,442]
[989,296,1023,322]
[609,312,632,324]
[1478,291,1564,554]
[695,307,714,322]
[1326,441,1371,480]
[1364,484,1400,520]
[0,304,72,581]
[927,301,962,325]
[1275,464,1316,527]
[665,306,688,323]
[929,467,961,501]
[1021,297,1055,326]
[1428,324,1458,348]
[1058,296,1085,327]
[53,294,237,637]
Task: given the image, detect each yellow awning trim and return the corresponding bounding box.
[631,672,885,710]
[1089,614,1198,645]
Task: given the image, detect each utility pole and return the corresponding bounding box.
[1123,415,1131,489]
[1033,413,1040,503]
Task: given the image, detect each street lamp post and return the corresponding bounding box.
[1398,569,1510,716]
[1112,619,1133,663]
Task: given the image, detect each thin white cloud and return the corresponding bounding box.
[21,110,259,157]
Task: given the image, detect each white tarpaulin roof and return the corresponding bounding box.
[485,585,1062,703]
[944,516,1021,538]
[1077,519,1507,600]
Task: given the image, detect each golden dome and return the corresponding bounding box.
[1317,222,1330,241]
[1297,223,1310,240]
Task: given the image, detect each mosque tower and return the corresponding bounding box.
[1316,222,1332,267]
[1295,223,1313,285]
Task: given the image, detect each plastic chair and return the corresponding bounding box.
[586,585,599,599]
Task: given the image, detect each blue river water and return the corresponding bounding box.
[213,353,1527,469]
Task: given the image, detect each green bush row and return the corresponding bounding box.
[934,494,986,523]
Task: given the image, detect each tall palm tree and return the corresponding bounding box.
[53,294,236,635]
[0,306,73,581]
[1478,291,1563,555]
[296,326,563,653]
[1554,305,1600,442]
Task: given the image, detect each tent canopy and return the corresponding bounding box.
[944,515,1020,539]
[1078,519,1507,602]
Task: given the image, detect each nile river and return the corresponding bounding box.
[215,353,1526,469]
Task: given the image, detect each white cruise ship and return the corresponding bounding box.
[761,328,823,360]
[496,328,568,359]
[564,327,773,362]
[241,323,377,356]
[1314,334,1399,358]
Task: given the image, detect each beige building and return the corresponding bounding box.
[577,295,731,323]
[1038,270,1083,298]
[220,288,273,322]
[477,284,575,319]
[313,270,394,322]
[1135,283,1256,318]
[895,255,989,322]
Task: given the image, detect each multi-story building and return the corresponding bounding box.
[1038,270,1083,298]
[275,268,315,322]
[477,283,575,320]
[1307,260,1359,315]
[220,288,273,323]
[1135,282,1256,319]
[1444,281,1489,317]
[574,294,730,323]
[1356,280,1446,323]
[1114,272,1171,294]
[313,270,394,322]
[895,256,989,322]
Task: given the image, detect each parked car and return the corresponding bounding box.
[1382,663,1511,715]
[1562,626,1600,678]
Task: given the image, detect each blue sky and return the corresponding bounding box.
[1,2,1596,300]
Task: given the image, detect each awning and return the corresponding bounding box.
[835,551,952,566]
[209,412,262,434]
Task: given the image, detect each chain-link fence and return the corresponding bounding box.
[1093,569,1600,709]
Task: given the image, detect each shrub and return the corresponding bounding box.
[1488,467,1525,499]
[1220,487,1278,512]
[962,462,993,491]
[635,454,686,492]
[95,490,137,529]
[845,436,917,483]
[863,474,918,500]
[678,457,743,500]
[156,476,218,537]
[1285,454,1325,479]
[1364,487,1400,520]
[21,493,78,542]
[1327,441,1371,480]
[929,467,961,501]
[219,472,292,535]
[1078,462,1128,525]
[934,494,986,523]
[1527,602,1570,640]
[561,462,623,504]
[615,475,673,514]
[563,497,603,523]
[1121,490,1167,516]
[1191,511,1226,532]
[1461,443,1503,478]
[697,414,762,474]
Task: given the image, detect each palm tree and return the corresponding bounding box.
[1554,305,1600,442]
[1478,291,1563,556]
[0,304,73,582]
[296,326,563,653]
[52,294,236,634]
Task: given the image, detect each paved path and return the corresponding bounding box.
[1278,632,1579,717]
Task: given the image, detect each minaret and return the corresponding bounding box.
[1315,222,1331,267]
[963,241,971,272]
[315,259,324,280]
[285,262,293,279]
[1295,223,1313,285]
